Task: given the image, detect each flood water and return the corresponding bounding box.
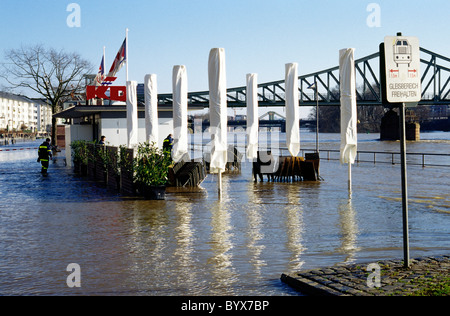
[0,131,449,296]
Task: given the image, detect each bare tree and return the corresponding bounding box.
[307,83,386,133]
[0,44,92,145]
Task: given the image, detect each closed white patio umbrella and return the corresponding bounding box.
[285,63,300,157]
[144,74,159,146]
[339,48,358,196]
[208,48,228,196]
[246,73,258,160]
[172,65,189,163]
[126,80,138,148]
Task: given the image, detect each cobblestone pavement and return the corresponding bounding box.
[281,255,450,296]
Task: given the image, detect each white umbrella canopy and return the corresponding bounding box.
[126,80,138,148]
[339,48,358,165]
[246,73,259,160]
[208,48,228,174]
[339,48,358,195]
[208,48,228,197]
[144,74,159,146]
[285,63,300,157]
[172,65,189,163]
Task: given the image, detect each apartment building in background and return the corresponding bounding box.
[0,91,52,133]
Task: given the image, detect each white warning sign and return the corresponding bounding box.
[384,36,421,103]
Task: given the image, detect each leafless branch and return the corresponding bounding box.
[0,44,92,107]
[0,44,93,145]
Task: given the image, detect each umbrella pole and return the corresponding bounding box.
[218,172,223,197]
[348,162,352,198]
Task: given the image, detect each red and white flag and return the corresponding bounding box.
[107,38,126,77]
[94,55,105,86]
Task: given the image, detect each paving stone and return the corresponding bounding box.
[281,254,450,296]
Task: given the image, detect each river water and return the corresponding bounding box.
[0,131,449,296]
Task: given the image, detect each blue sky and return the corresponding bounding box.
[1,0,449,110]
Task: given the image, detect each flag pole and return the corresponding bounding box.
[126,28,129,82]
[102,46,106,105]
[103,46,106,81]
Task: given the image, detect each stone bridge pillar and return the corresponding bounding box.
[380,109,420,141]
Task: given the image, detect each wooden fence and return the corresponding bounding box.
[75,144,135,195]
[73,144,207,196]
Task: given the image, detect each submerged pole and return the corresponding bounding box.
[315,78,319,153]
[348,162,352,198]
[218,172,223,197]
[400,102,410,268]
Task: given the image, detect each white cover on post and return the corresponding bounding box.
[339,48,358,164]
[172,65,189,163]
[126,80,138,148]
[285,63,300,157]
[144,74,159,146]
[208,48,228,174]
[246,73,258,160]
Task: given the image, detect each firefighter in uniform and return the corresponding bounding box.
[163,134,174,158]
[38,138,53,175]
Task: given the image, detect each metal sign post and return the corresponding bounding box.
[384,33,421,268]
[399,102,410,268]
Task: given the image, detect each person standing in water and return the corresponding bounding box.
[38,138,52,175]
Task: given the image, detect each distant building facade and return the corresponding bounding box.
[0,91,52,133]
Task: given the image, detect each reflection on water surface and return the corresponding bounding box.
[0,134,449,295]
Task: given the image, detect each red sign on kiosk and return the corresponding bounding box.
[86,77,126,102]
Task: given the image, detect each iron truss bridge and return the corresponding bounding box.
[137,47,450,108]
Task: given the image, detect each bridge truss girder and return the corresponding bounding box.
[142,47,450,108]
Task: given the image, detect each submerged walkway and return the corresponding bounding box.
[281,255,450,296]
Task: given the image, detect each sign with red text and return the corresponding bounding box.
[86,77,126,102]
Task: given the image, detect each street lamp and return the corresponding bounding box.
[308,79,319,153]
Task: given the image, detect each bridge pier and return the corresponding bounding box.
[380,109,420,141]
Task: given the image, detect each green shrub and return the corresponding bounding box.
[133,142,172,187]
